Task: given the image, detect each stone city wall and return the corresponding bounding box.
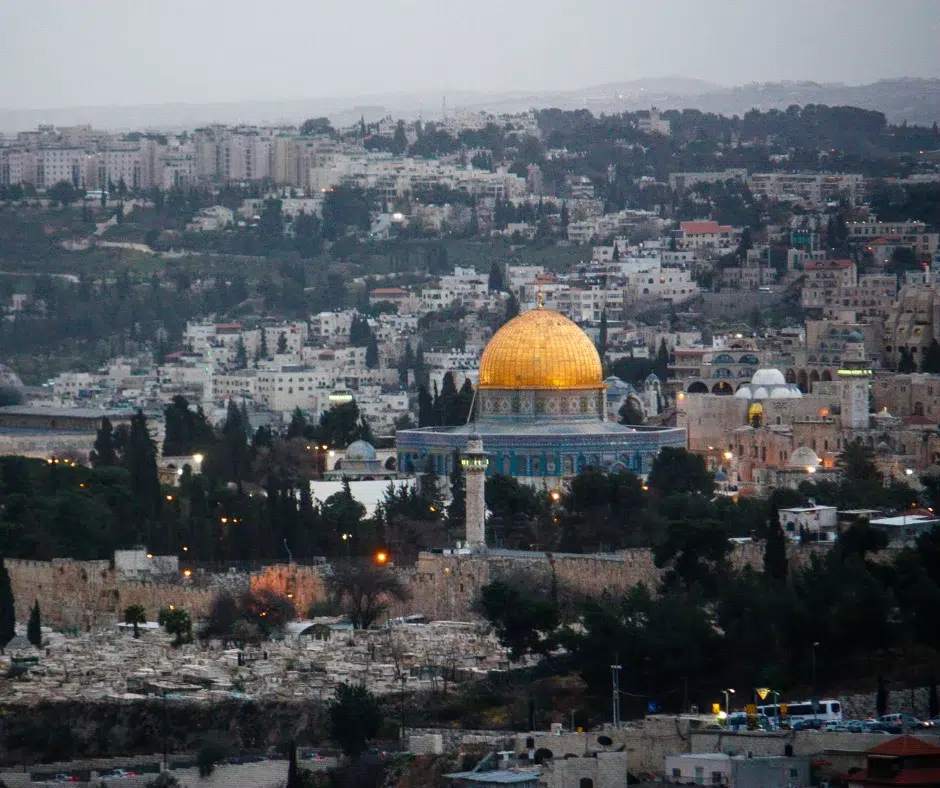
[5,559,240,630]
[9,542,830,630]
[250,543,828,624]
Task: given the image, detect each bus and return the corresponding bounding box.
[756,699,843,727]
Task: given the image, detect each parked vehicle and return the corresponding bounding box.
[756,698,843,727]
[101,770,136,779]
[880,713,929,729]
[300,750,325,761]
[863,720,900,734]
[53,775,77,783]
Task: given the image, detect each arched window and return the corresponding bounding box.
[580,780,595,788]
[914,402,925,417]
[712,354,735,364]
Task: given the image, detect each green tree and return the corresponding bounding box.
[447,448,466,535]
[197,737,229,778]
[327,682,383,758]
[27,599,41,647]
[618,398,644,425]
[326,560,409,629]
[0,558,14,652]
[158,607,192,646]
[90,417,119,468]
[365,334,379,370]
[124,410,162,527]
[598,310,608,358]
[124,604,146,639]
[47,180,79,206]
[654,519,732,595]
[393,119,408,154]
[764,519,789,582]
[647,447,713,497]
[488,262,504,292]
[477,579,559,661]
[276,332,288,354]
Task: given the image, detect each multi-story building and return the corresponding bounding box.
[800,259,858,309]
[677,220,737,251]
[637,107,671,136]
[847,217,939,258]
[668,168,747,190]
[748,172,864,206]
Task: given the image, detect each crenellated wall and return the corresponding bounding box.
[5,558,239,630]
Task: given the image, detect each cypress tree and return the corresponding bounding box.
[598,310,608,359]
[447,449,466,533]
[27,600,41,647]
[0,558,15,652]
[90,416,119,468]
[764,519,788,582]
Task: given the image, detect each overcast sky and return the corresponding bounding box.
[2,0,939,109]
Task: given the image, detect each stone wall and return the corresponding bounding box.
[10,542,827,631]
[5,558,239,630]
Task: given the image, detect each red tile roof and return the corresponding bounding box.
[370,288,408,296]
[868,736,940,757]
[681,221,720,235]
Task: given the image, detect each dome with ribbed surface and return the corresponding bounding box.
[478,307,603,390]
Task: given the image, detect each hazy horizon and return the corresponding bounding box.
[2,0,939,112]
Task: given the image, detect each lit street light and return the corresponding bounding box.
[722,688,735,715]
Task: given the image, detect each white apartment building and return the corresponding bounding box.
[624,266,700,303]
[213,370,260,402]
[309,312,354,342]
[748,172,864,206]
[668,168,748,190]
[678,220,737,251]
[847,218,939,257]
[256,366,330,413]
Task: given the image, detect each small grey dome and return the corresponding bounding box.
[344,440,377,461]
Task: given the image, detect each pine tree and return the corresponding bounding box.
[277,332,288,354]
[258,328,268,360]
[611,244,620,262]
[90,416,119,468]
[0,558,14,652]
[447,448,466,533]
[125,410,162,527]
[488,261,505,292]
[365,334,379,369]
[598,310,608,359]
[235,337,248,369]
[417,385,435,428]
[560,201,569,229]
[503,293,520,325]
[764,519,788,582]
[27,600,41,647]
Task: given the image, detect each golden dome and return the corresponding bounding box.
[478,306,603,390]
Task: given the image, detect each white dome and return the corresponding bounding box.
[345,440,377,461]
[750,368,787,387]
[790,446,820,468]
[734,386,753,399]
[752,386,769,399]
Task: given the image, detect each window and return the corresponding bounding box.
[695,767,704,785]
[579,780,594,788]
[711,772,723,785]
[672,769,682,779]
[789,768,799,779]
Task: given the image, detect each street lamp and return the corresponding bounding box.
[722,688,735,716]
[341,533,352,558]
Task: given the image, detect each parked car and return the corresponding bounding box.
[53,775,77,783]
[844,720,866,733]
[362,748,391,764]
[300,750,324,761]
[792,719,824,731]
[102,770,136,779]
[863,720,899,734]
[880,713,929,729]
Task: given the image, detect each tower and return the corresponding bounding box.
[461,433,488,549]
[838,331,871,432]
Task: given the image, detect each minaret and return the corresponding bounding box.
[461,432,488,549]
[838,332,871,432]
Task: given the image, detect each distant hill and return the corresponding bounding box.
[0,77,938,132]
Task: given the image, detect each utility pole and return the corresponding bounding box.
[611,657,622,730]
[162,690,168,773]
